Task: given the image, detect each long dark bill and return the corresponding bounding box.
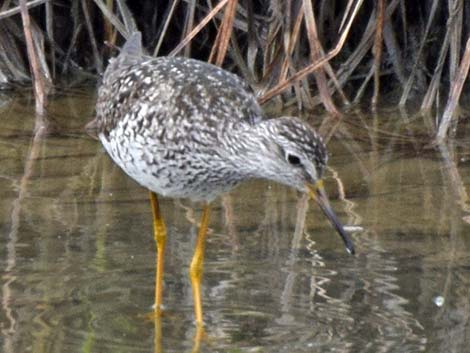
[307,180,355,255]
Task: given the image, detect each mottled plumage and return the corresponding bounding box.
[95,33,327,202]
[94,33,354,257]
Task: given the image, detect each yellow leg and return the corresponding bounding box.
[190,204,211,325]
[150,192,166,316]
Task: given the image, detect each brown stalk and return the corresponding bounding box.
[372,0,385,107]
[169,0,229,57]
[104,0,115,44]
[259,0,364,105]
[302,0,338,115]
[335,0,399,94]
[19,0,47,116]
[262,17,282,80]
[436,37,470,143]
[302,1,351,107]
[281,2,336,109]
[209,0,238,66]
[208,5,225,62]
[279,2,304,82]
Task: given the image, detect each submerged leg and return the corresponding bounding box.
[189,204,211,325]
[149,191,167,316]
[153,315,162,353]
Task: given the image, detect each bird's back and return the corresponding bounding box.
[94,33,265,200]
[96,34,264,148]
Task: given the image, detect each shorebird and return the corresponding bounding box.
[92,32,354,325]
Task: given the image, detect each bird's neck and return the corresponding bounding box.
[222,120,280,181]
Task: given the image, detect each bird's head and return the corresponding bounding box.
[249,117,355,254]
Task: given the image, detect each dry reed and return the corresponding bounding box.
[1,0,470,141]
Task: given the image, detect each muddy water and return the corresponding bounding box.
[1,90,470,352]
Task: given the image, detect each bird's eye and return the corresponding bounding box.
[287,154,301,166]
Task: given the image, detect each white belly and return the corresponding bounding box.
[98,128,239,202]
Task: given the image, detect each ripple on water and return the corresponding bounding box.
[1,95,470,352]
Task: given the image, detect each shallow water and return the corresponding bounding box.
[1,90,470,353]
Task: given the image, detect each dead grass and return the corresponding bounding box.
[1,0,470,141]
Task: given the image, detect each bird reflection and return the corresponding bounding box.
[152,316,205,353]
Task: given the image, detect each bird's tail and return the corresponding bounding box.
[118,32,144,64]
[104,32,145,81]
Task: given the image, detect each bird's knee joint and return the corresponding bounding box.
[189,263,203,279]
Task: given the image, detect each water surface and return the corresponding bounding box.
[1,90,470,352]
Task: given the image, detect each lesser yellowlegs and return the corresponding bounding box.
[93,32,355,325]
